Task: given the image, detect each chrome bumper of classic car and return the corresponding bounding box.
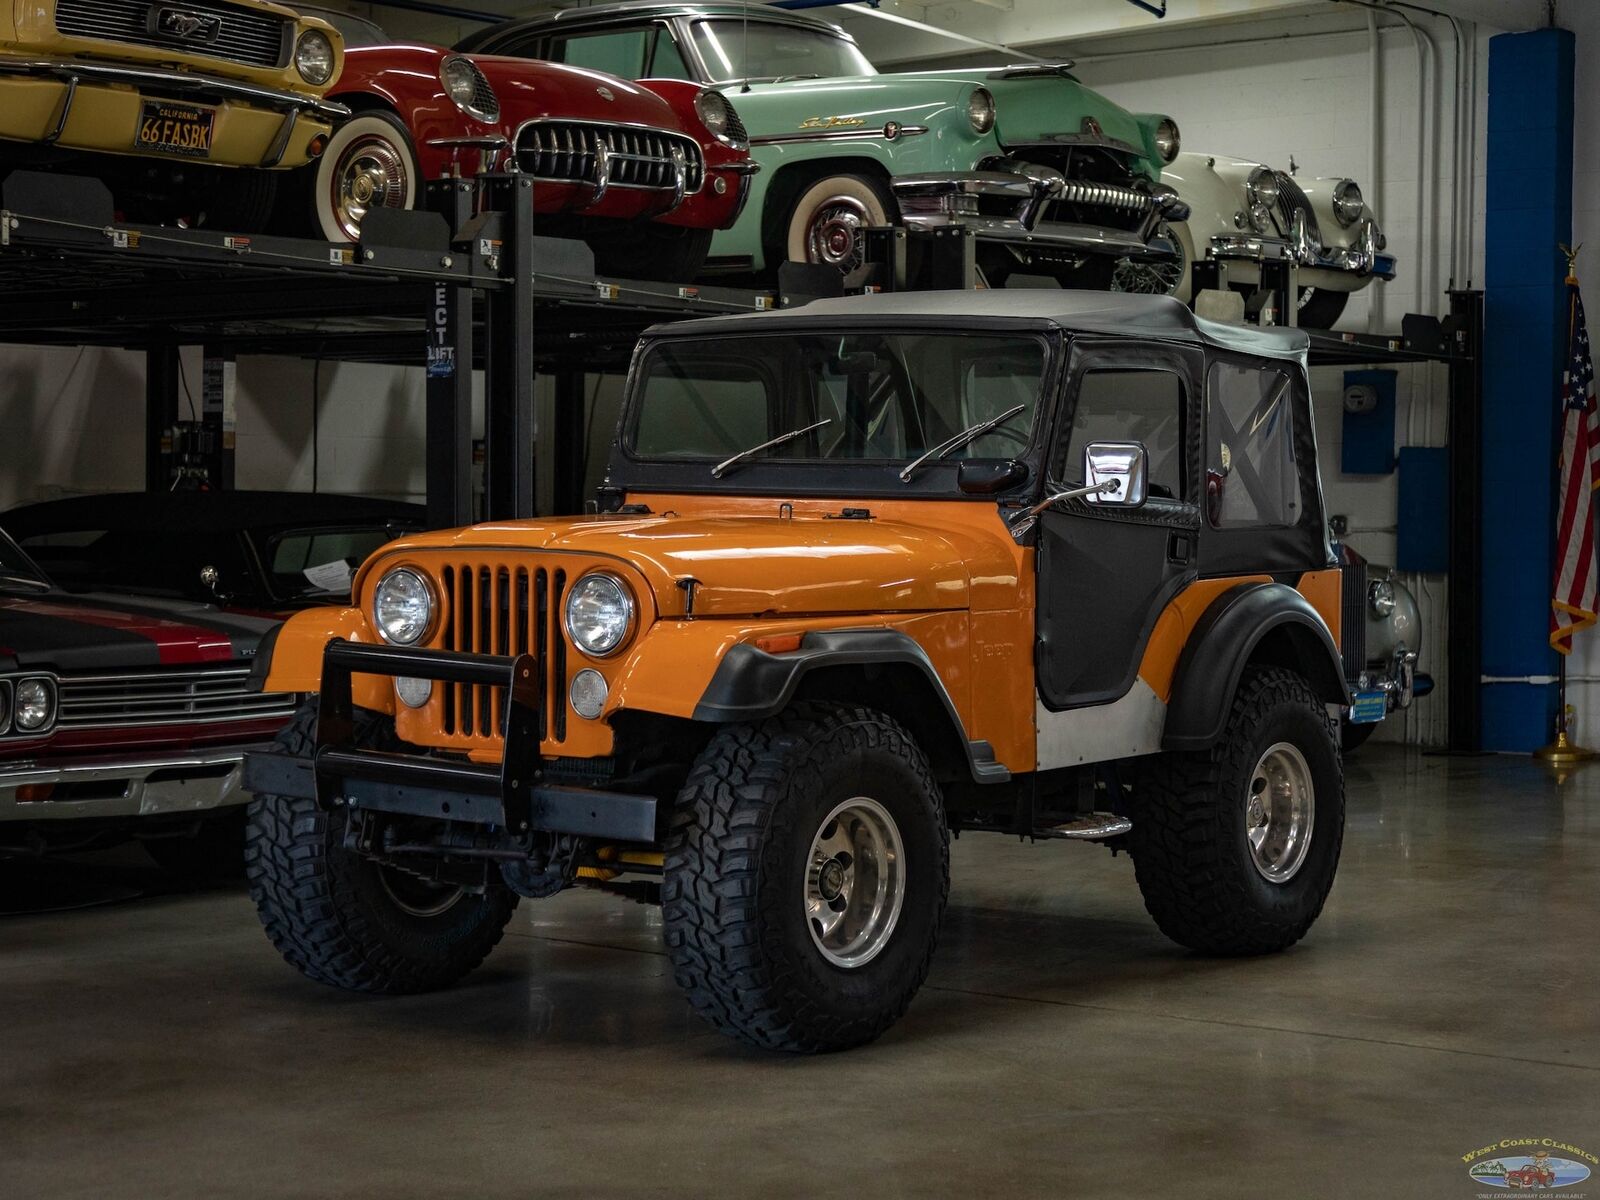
[0,59,348,166]
[1211,218,1397,280]
[892,168,1186,262]
[0,745,266,822]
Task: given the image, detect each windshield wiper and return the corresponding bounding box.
[712,418,833,478]
[898,404,1027,482]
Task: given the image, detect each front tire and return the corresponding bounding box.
[311,111,420,243]
[1296,286,1349,329]
[245,700,518,993]
[663,703,949,1052]
[783,173,895,274]
[1130,666,1344,956]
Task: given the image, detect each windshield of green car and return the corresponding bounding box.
[689,20,876,83]
[627,332,1048,471]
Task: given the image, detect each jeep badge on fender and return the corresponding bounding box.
[240,291,1350,1054]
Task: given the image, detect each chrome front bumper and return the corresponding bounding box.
[1210,219,1397,280]
[892,166,1186,263]
[0,59,350,121]
[0,745,267,822]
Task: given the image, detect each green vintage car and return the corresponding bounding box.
[460,2,1185,287]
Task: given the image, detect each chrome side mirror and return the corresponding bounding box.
[1082,441,1148,508]
[199,565,219,591]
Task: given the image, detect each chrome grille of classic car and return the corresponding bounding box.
[516,122,705,193]
[438,562,566,745]
[54,0,291,70]
[56,666,297,730]
[1339,559,1368,679]
[1272,171,1322,243]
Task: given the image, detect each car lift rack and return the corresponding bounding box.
[0,170,1483,750]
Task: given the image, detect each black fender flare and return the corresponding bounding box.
[1163,582,1350,752]
[692,628,1010,783]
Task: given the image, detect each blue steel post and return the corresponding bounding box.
[1479,29,1575,751]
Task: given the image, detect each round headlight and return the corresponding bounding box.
[374,568,435,646]
[14,678,54,732]
[967,87,996,135]
[295,30,336,87]
[441,56,500,122]
[1333,179,1365,227]
[1369,578,1396,618]
[565,573,635,658]
[1154,117,1180,164]
[1246,166,1279,211]
[695,89,747,150]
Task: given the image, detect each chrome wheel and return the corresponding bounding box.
[1245,742,1315,883]
[330,135,410,241]
[804,195,871,270]
[378,866,464,918]
[804,796,906,968]
[1111,221,1186,294]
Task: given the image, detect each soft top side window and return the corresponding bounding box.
[1058,368,1187,501]
[1205,360,1300,528]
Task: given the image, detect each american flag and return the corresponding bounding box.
[1551,283,1600,653]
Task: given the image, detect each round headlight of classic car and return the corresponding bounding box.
[1246,165,1279,210]
[295,30,336,87]
[1333,179,1365,226]
[565,573,635,658]
[440,56,500,122]
[695,89,747,150]
[374,568,436,646]
[1153,117,1181,164]
[1369,578,1396,618]
[967,87,996,135]
[14,678,55,733]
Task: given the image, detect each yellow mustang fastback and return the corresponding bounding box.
[0,0,348,172]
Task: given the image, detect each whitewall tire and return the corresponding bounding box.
[784,174,894,272]
[313,112,420,244]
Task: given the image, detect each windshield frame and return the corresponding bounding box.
[687,16,877,84]
[0,526,53,590]
[611,322,1062,501]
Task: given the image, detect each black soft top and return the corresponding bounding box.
[647,292,1311,366]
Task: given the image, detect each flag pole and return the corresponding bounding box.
[1536,245,1595,767]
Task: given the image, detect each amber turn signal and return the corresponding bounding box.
[308,134,330,159]
[755,633,804,654]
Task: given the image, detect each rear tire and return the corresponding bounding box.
[663,703,949,1052]
[1130,666,1344,956]
[1296,287,1349,329]
[245,700,518,993]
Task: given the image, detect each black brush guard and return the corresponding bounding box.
[242,640,656,843]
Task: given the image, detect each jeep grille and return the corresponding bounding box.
[438,562,568,745]
[55,0,292,71]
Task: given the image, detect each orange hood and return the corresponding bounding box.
[361,510,996,619]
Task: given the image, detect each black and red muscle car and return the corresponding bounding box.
[289,6,757,281]
[0,527,294,869]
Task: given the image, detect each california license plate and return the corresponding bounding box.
[135,100,216,159]
[1348,689,1388,724]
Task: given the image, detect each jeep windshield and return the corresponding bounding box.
[690,20,876,84]
[626,332,1047,476]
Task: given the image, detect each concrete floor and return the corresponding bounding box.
[2,745,1597,1199]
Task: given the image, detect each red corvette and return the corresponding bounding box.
[288,7,756,280]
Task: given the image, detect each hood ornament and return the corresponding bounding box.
[596,85,615,101]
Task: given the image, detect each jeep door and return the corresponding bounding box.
[1035,339,1203,710]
